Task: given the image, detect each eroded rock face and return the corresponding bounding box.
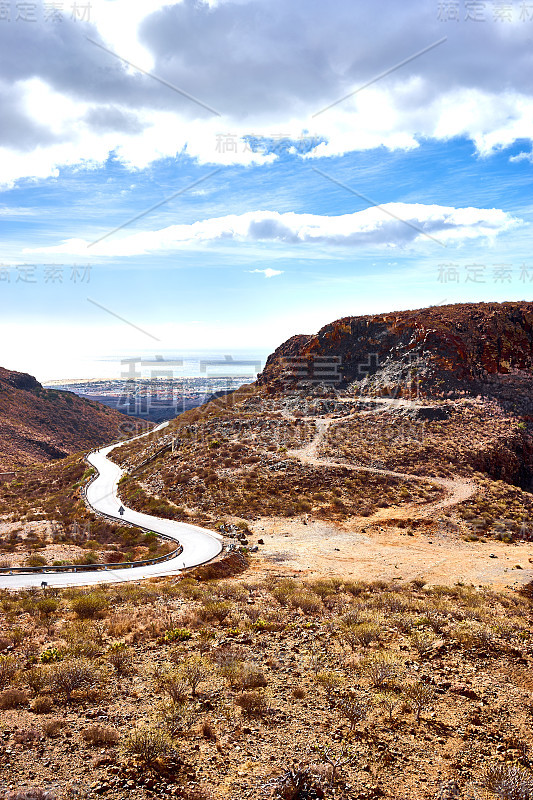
[0,367,42,393]
[257,301,533,398]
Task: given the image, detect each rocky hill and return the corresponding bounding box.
[257,302,533,402]
[0,366,140,471]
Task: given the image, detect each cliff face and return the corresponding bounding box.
[0,366,138,471]
[258,302,533,399]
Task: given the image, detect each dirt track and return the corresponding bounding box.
[250,413,533,589]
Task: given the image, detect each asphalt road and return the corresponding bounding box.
[0,423,223,589]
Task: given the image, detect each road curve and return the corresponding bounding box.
[0,423,223,590]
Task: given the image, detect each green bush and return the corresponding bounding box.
[40,647,63,664]
[162,628,192,643]
[70,591,108,619]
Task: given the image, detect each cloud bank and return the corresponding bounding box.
[1,0,533,185]
[25,204,519,257]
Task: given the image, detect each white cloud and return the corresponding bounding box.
[248,268,284,278]
[1,0,533,184]
[25,203,520,257]
[510,150,533,164]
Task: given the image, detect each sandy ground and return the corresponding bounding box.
[249,516,533,589]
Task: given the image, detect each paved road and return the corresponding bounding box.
[0,423,223,590]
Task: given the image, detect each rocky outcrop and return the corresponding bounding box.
[257,302,533,398]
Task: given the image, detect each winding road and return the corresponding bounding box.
[0,423,223,590]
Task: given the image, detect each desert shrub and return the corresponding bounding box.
[316,670,344,699]
[157,699,195,738]
[374,690,401,722]
[107,643,134,676]
[35,597,60,620]
[41,718,66,738]
[0,688,28,709]
[452,622,497,651]
[403,681,435,723]
[25,555,47,567]
[289,591,323,615]
[121,725,172,766]
[179,655,211,696]
[359,652,403,688]
[0,654,19,687]
[13,728,40,746]
[48,659,102,702]
[340,622,380,650]
[26,666,47,693]
[336,691,368,732]
[271,579,297,606]
[235,690,269,717]
[269,764,326,800]
[201,719,216,740]
[81,725,120,747]
[292,687,306,699]
[70,592,108,619]
[39,647,63,664]
[481,762,533,800]
[197,601,232,624]
[162,628,192,643]
[410,631,436,658]
[155,668,189,705]
[30,695,53,714]
[63,621,102,658]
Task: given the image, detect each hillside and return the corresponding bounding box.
[257,301,533,403]
[0,305,533,799]
[0,366,143,472]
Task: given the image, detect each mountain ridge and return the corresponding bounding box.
[0,365,144,471]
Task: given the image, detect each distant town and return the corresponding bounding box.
[44,376,252,422]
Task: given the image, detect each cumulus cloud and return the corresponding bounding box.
[25,204,519,257]
[248,268,284,278]
[1,0,533,184]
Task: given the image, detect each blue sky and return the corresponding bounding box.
[0,0,532,381]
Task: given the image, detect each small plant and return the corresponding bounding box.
[340,622,380,651]
[157,699,195,738]
[336,691,368,733]
[0,654,19,687]
[235,690,269,717]
[121,725,172,767]
[48,659,102,702]
[162,628,192,643]
[292,686,306,699]
[410,631,436,659]
[30,695,53,714]
[480,762,533,800]
[70,591,108,619]
[359,652,403,689]
[0,688,28,709]
[107,643,134,676]
[179,654,210,697]
[403,681,435,723]
[25,554,48,567]
[81,725,120,747]
[41,718,66,738]
[156,666,190,705]
[40,647,63,664]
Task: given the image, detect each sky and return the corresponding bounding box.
[0,0,532,381]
